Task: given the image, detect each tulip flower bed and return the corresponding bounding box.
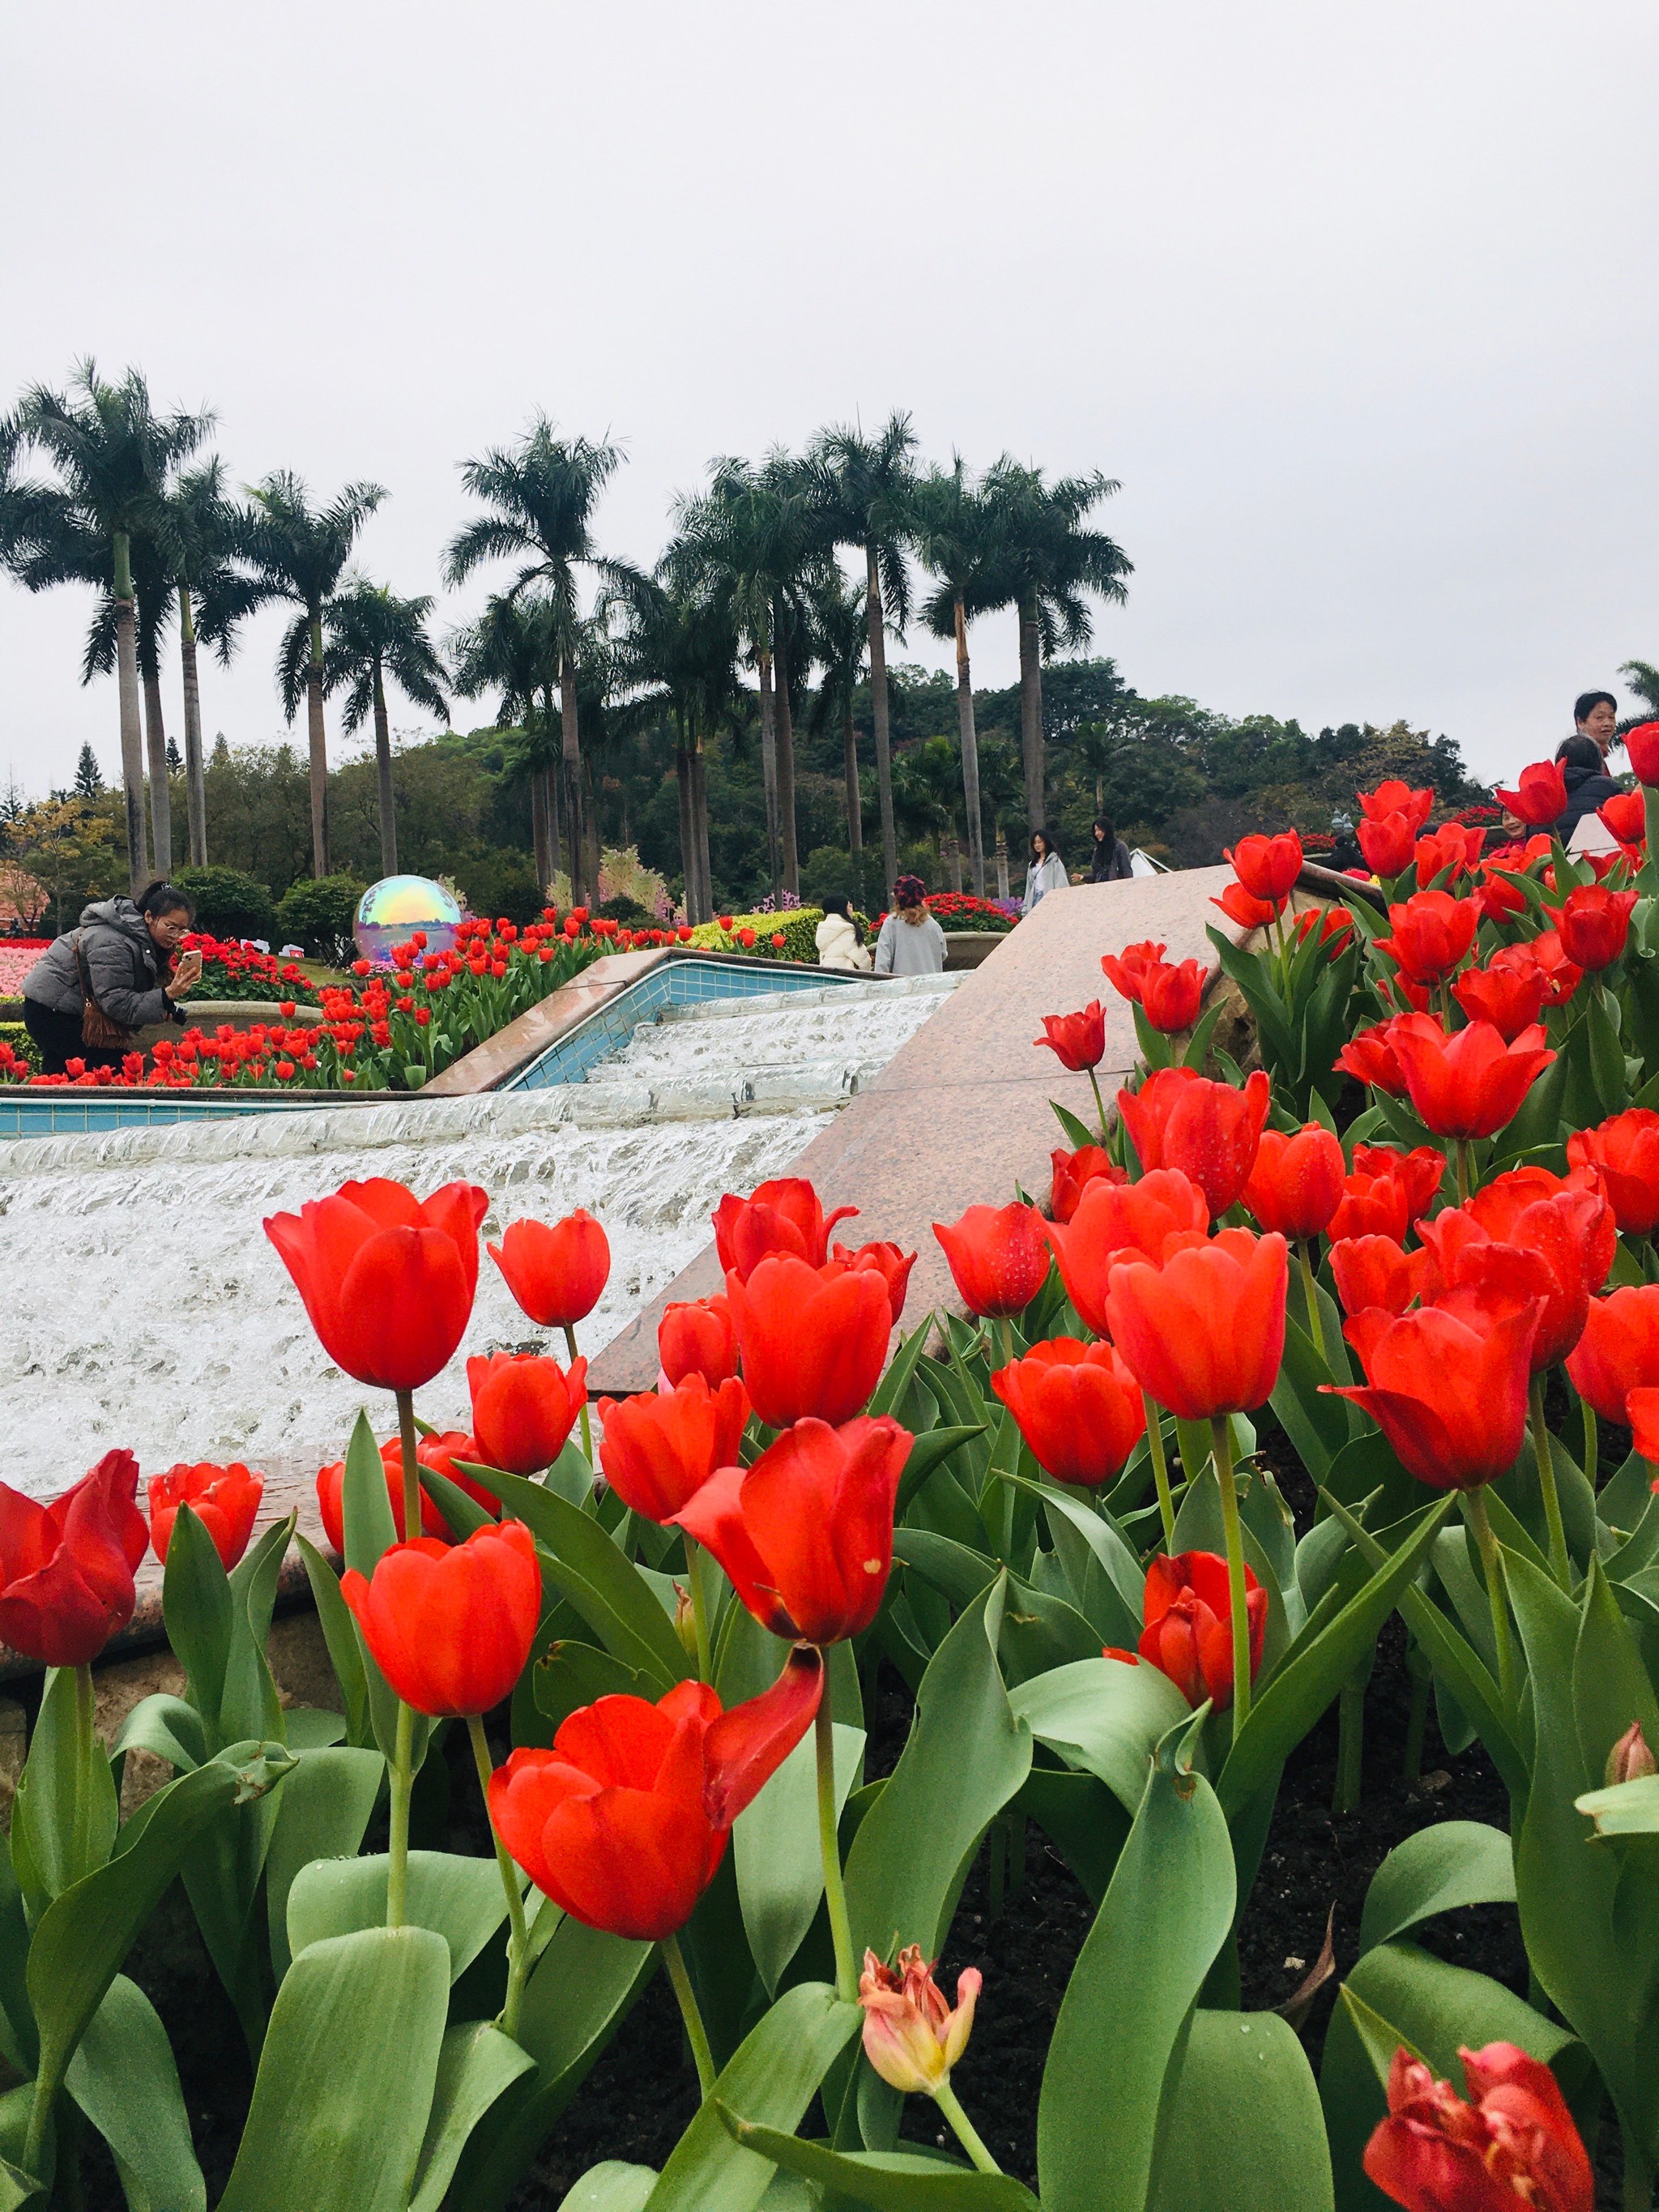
[14,739,1659,2210]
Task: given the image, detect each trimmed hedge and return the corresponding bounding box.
[686,908,827,963]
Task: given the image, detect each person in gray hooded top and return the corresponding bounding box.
[872,874,947,976]
[22,881,203,1074]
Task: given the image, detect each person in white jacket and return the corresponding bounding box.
[815,896,872,971]
[1021,829,1069,914]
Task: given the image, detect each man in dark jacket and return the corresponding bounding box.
[22,884,201,1074]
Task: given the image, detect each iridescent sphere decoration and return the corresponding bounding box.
[353,875,464,966]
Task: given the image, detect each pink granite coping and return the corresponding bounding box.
[588,865,1255,1393]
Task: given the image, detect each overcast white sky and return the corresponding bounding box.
[3,2,1655,799]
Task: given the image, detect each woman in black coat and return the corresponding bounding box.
[21,882,202,1074]
[1087,816,1134,882]
[1550,734,1625,844]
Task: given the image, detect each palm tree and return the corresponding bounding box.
[808,412,917,895]
[11,365,211,890]
[322,579,450,876]
[979,459,1132,826]
[443,421,624,908]
[804,570,868,904]
[240,472,386,878]
[166,459,264,866]
[1619,661,1659,730]
[913,459,1007,897]
[450,592,565,890]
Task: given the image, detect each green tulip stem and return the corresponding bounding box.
[1529,1375,1572,1589]
[1086,1067,1109,1141]
[1455,1138,1474,1207]
[1144,1394,1175,1552]
[684,1537,714,1682]
[564,1323,595,1465]
[934,2079,1002,2176]
[1581,1397,1599,1493]
[1210,1417,1252,1741]
[815,1692,857,2002]
[1462,1488,1517,1711]
[386,1701,415,1928]
[661,1932,716,2099]
[1296,1245,1327,1364]
[395,1389,421,1544]
[996,1317,1014,1374]
[467,1715,531,2042]
[1623,2134,1656,2212]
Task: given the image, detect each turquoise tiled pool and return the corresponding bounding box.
[0,1092,343,1141]
[502,955,863,1091]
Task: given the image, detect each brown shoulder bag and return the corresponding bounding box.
[74,933,136,1053]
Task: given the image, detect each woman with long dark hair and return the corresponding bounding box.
[1087,816,1132,882]
[1021,829,1068,914]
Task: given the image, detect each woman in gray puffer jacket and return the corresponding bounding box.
[22,882,202,1074]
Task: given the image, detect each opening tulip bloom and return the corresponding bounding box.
[1495,758,1569,826]
[1414,822,1486,889]
[1049,1143,1126,1225]
[488,1210,611,1328]
[1098,939,1166,1005]
[488,1655,823,1941]
[712,1176,857,1280]
[597,1373,750,1522]
[1418,1168,1611,1373]
[317,1430,498,1555]
[1375,891,1479,985]
[1034,1001,1107,1072]
[1627,1386,1659,1467]
[1599,789,1646,847]
[1326,1144,1445,1244]
[1106,1228,1288,1421]
[1334,1018,1410,1097]
[341,1518,542,1717]
[1226,830,1303,903]
[1388,1016,1555,1141]
[1138,957,1206,1033]
[658,1294,739,1388]
[830,1241,917,1327]
[932,1202,1051,1321]
[1363,2042,1593,2212]
[726,1253,892,1426]
[1211,882,1282,929]
[265,1176,488,1392]
[1357,810,1417,878]
[1330,1236,1432,1319]
[991,1337,1146,1487]
[1452,952,1550,1043]
[1625,720,1659,783]
[1242,1123,1346,1241]
[1546,883,1637,972]
[671,1414,910,1644]
[148,1462,264,1569]
[1568,1107,1659,1235]
[0,1450,145,1667]
[859,1945,981,2096]
[467,1352,587,1475]
[1136,1550,1267,1710]
[1044,1168,1210,1338]
[1360,780,1435,834]
[1565,1284,1659,1423]
[1115,1067,1271,1219]
[1328,1300,1540,1488]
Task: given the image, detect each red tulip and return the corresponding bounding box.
[991,1337,1146,1486]
[341,1518,541,1717]
[0,1450,143,1667]
[1034,1002,1107,1072]
[1363,2041,1593,2212]
[1414,823,1486,889]
[711,1177,859,1281]
[1115,1067,1271,1217]
[932,1202,1051,1320]
[1452,952,1550,1042]
[1388,1015,1555,1140]
[859,1945,982,2097]
[1330,1301,1539,1488]
[1334,1018,1410,1097]
[1359,781,1434,834]
[1495,759,1568,826]
[1044,1169,1210,1337]
[1529,930,1584,1006]
[1599,789,1645,847]
[672,1415,910,1643]
[1049,1143,1126,1225]
[1418,1168,1610,1372]
[1375,891,1479,985]
[727,1254,891,1426]
[1564,1284,1659,1423]
[597,1374,750,1521]
[1567,1107,1659,1235]
[1626,1386,1659,1466]
[266,1177,488,1392]
[658,1294,739,1388]
[1139,958,1207,1032]
[830,1240,917,1326]
[1211,882,1282,929]
[1357,811,1417,878]
[1106,1228,1288,1421]
[487,1652,823,1940]
[488,1211,611,1328]
[1098,939,1166,1005]
[1546,884,1637,972]
[1138,1551,1267,1710]
[1473,865,1529,924]
[467,1352,587,1475]
[1242,1123,1346,1241]
[1325,1143,1445,1245]
[1226,831,1303,903]
[148,1462,264,1569]
[1292,905,1355,952]
[1625,721,1659,784]
[1330,1235,1431,1318]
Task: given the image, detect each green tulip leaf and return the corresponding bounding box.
[714,2108,1039,2209]
[1356,1821,1515,1955]
[295,1534,373,1749]
[288,1850,509,1983]
[893,1527,997,1612]
[1017,1767,1132,1908]
[220,1510,296,1748]
[11,1664,119,1921]
[898,1425,989,1518]
[1008,1659,1192,1817]
[871,1318,936,1421]
[418,1462,496,1542]
[735,1719,864,1996]
[555,2165,658,2212]
[1576,1772,1659,1835]
[409,2021,535,2212]
[264,1744,386,1979]
[161,1502,235,1737]
[1147,2009,1333,2212]
[111,1693,207,1778]
[342,1407,399,1575]
[65,1973,206,2212]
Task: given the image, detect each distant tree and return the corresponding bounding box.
[450,591,565,891]
[322,579,450,877]
[168,456,267,868]
[74,743,104,797]
[166,737,182,774]
[1619,659,1659,729]
[913,459,1008,896]
[804,570,869,904]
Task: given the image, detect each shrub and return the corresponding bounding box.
[923,891,1016,934]
[686,907,824,962]
[452,849,545,928]
[171,865,278,945]
[276,873,368,965]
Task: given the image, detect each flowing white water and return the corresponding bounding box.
[0,976,954,1494]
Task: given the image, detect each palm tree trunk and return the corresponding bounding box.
[842,701,864,907]
[995,826,1010,902]
[947,832,963,892]
[372,664,398,877]
[178,587,208,868]
[691,740,713,922]
[582,754,601,899]
[559,655,586,908]
[529,763,551,892]
[306,612,330,878]
[953,596,987,898]
[774,623,800,899]
[675,738,694,920]
[866,549,898,895]
[143,665,173,879]
[113,535,148,894]
[1018,587,1045,829]
[540,694,561,892]
[757,649,781,901]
